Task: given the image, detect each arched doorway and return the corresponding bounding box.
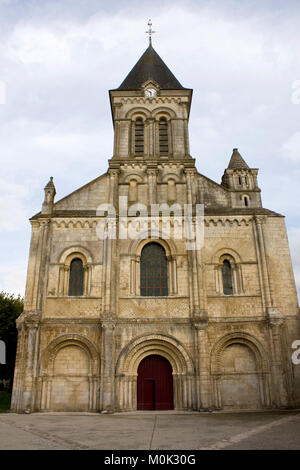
[137,355,173,410]
[116,334,195,411]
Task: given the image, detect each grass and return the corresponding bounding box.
[0,391,11,412]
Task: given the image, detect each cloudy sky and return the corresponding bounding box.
[0,0,299,300]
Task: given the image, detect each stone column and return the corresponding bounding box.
[10,323,26,411]
[148,118,155,157]
[100,316,116,412]
[99,169,119,413]
[185,168,204,319]
[194,317,211,410]
[184,169,203,318]
[185,169,194,205]
[11,216,49,413]
[253,216,272,309]
[268,314,289,407]
[102,168,119,315]
[86,264,92,296]
[183,120,190,156]
[112,103,122,157]
[180,102,190,157]
[108,168,119,207]
[171,119,185,159]
[58,265,65,295]
[115,119,131,158]
[254,216,289,406]
[22,317,39,412]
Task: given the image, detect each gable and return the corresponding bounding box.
[53,173,109,211]
[197,172,230,208]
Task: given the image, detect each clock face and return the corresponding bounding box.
[145,88,157,97]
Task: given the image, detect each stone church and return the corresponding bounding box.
[11,39,300,413]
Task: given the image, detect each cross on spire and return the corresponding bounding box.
[145,19,156,45]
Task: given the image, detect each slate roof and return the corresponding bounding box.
[118,44,185,90]
[228,148,250,170]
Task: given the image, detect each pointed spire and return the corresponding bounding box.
[227,148,249,170]
[118,44,185,90]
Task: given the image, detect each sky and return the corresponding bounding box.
[0,0,299,300]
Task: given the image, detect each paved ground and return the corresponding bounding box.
[0,410,300,450]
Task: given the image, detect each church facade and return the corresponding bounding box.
[11,42,300,413]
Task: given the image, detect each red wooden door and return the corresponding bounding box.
[137,355,173,410]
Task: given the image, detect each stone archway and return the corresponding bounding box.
[49,344,90,411]
[39,334,99,412]
[219,343,261,409]
[211,333,271,410]
[115,334,194,411]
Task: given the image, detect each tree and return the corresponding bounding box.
[0,292,23,391]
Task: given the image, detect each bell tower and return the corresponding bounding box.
[109,39,193,162]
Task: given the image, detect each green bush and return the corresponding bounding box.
[0,391,11,413]
[0,292,23,391]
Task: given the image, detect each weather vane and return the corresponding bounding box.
[145,19,156,45]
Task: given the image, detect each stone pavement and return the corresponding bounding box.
[0,410,300,450]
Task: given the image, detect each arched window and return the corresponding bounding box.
[140,243,168,296]
[68,258,84,296]
[159,117,168,155]
[243,195,249,207]
[135,118,144,155]
[222,260,233,295]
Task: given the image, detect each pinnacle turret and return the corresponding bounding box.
[42,176,56,215]
[221,149,261,208]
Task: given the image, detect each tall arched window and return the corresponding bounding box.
[68,258,84,296]
[140,243,168,296]
[159,117,168,155]
[135,118,144,155]
[243,195,249,207]
[222,260,233,295]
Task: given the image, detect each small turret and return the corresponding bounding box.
[221,149,261,208]
[41,176,56,215]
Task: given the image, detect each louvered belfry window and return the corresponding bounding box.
[135,118,144,155]
[159,117,168,155]
[68,258,84,296]
[222,260,233,295]
[140,243,168,297]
